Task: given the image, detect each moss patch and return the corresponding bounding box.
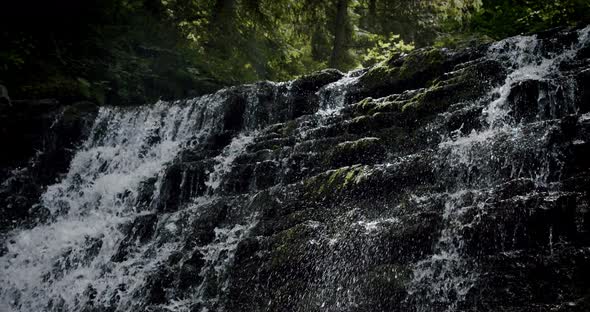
[325,137,385,167]
[281,120,298,137]
[350,58,506,127]
[358,48,446,96]
[270,221,322,270]
[304,165,369,198]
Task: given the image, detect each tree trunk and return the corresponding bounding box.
[208,0,237,56]
[368,0,377,31]
[211,0,236,31]
[329,0,349,69]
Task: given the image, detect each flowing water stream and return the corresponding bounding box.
[1,26,589,312]
[407,26,590,311]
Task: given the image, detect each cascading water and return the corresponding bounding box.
[0,95,236,311]
[317,69,364,115]
[205,133,257,193]
[1,26,589,312]
[407,26,590,311]
[0,69,355,311]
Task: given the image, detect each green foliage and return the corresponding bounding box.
[432,0,483,24]
[1,0,220,104]
[1,0,588,104]
[471,0,590,38]
[362,34,415,67]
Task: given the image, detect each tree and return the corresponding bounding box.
[329,0,352,69]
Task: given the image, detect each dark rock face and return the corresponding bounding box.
[2,26,590,312]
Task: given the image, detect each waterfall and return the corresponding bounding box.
[1,26,589,312]
[0,70,355,311]
[407,26,590,311]
[0,98,224,310]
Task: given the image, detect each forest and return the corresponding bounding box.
[1,0,589,105]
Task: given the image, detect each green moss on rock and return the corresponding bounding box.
[325,137,385,167]
[399,49,444,79]
[358,48,447,96]
[350,58,506,126]
[281,120,298,137]
[270,221,322,270]
[304,165,370,198]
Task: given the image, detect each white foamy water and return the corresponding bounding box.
[355,217,400,234]
[408,190,485,312]
[441,26,590,167]
[485,26,589,128]
[409,25,590,311]
[205,132,257,192]
[172,219,257,312]
[317,70,363,116]
[0,97,226,311]
[0,64,365,311]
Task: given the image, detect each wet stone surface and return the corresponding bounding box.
[1,26,590,312]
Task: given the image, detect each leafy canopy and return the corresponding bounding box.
[1,0,588,104]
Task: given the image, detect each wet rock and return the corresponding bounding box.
[464,247,590,311]
[358,264,412,311]
[222,93,247,131]
[355,47,482,100]
[285,69,345,119]
[251,160,280,190]
[576,69,590,113]
[112,214,158,262]
[291,69,344,92]
[3,26,590,312]
[144,266,174,305]
[177,249,206,291]
[462,191,580,256]
[153,161,212,212]
[325,137,385,167]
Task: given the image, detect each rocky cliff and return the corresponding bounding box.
[1,26,590,312]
